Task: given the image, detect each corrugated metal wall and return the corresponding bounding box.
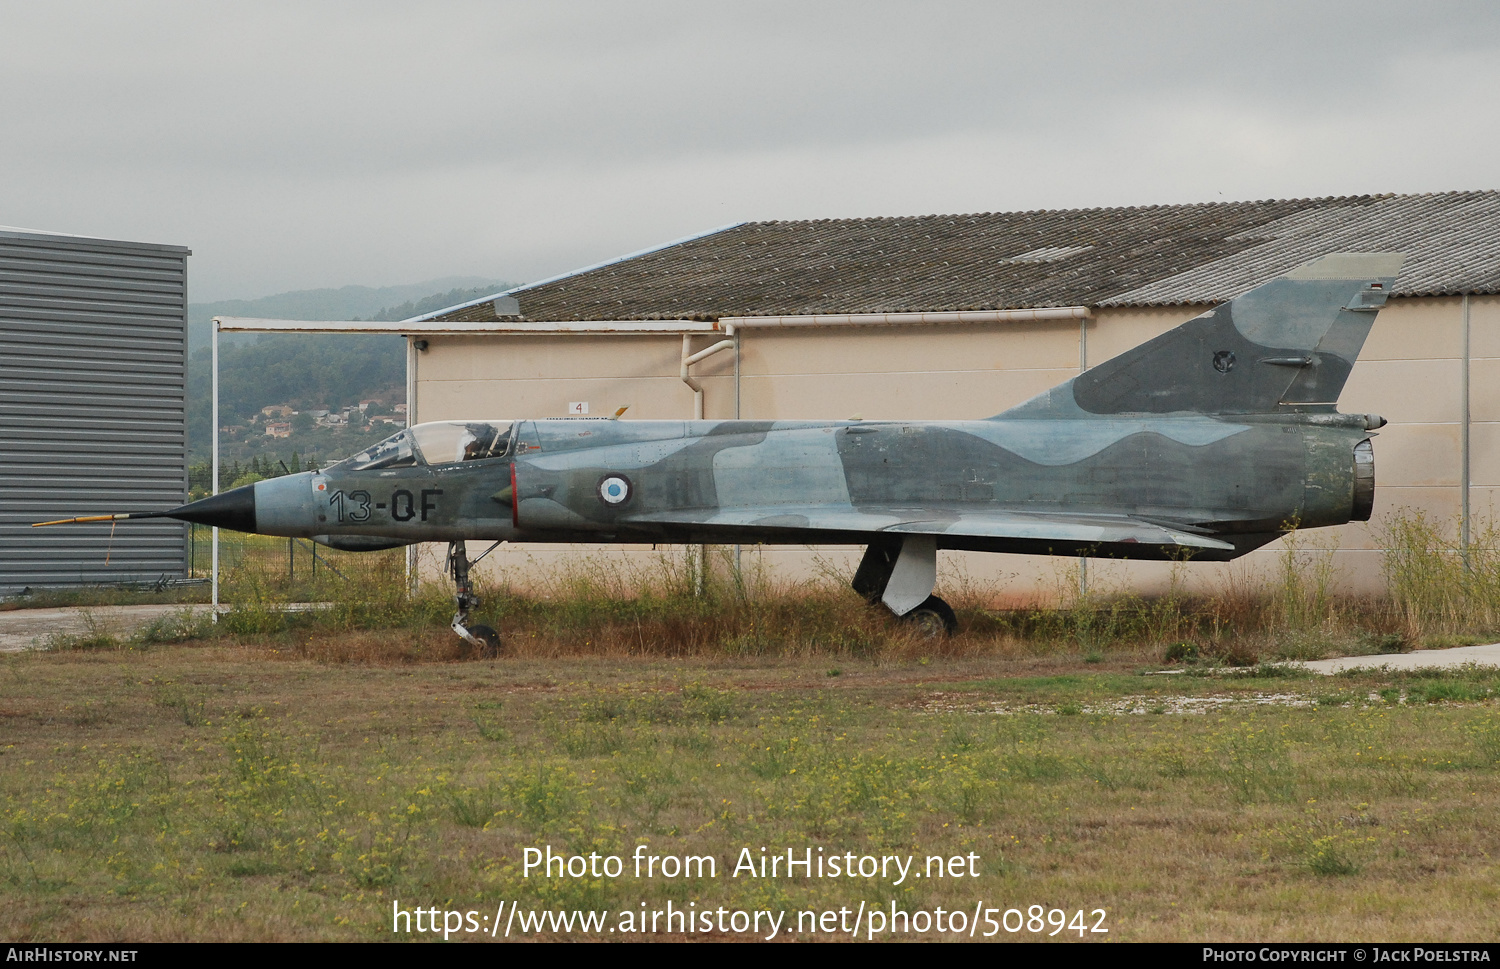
[0,229,191,593]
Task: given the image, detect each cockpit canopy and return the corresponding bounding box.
[330,421,515,472]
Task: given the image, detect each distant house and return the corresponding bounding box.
[261,404,294,418]
[265,422,291,438]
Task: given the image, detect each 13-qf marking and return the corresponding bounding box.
[328,489,372,523]
[390,488,443,522]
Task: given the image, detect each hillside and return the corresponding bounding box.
[187,277,504,353]
[185,279,510,470]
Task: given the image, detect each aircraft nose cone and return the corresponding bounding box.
[162,484,257,533]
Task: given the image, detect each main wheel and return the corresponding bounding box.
[469,624,502,659]
[903,595,957,638]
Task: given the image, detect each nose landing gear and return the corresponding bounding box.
[446,540,501,657]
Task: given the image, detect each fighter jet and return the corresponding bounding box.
[37,253,1402,651]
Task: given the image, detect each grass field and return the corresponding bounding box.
[3,636,1499,942]
[6,521,1500,942]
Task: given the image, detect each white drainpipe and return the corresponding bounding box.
[680,334,736,419]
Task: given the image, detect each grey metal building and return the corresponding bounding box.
[0,227,191,593]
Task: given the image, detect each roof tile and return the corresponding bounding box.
[429,192,1500,323]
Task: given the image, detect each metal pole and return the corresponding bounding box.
[1078,315,1088,598]
[733,325,742,578]
[405,334,417,595]
[693,332,704,595]
[211,319,219,619]
[1462,293,1472,560]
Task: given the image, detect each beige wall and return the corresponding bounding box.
[413,296,1494,602]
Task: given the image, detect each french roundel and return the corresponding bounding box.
[598,474,632,505]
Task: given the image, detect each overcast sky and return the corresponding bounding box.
[3,1,1497,302]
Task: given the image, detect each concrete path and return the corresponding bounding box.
[0,604,215,651]
[1302,642,1500,674]
[0,602,333,652]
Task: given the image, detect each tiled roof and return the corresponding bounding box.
[428,192,1500,323]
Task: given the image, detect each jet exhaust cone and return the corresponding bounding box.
[161,485,257,533]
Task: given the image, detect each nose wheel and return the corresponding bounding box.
[446,541,501,657]
[466,624,502,657]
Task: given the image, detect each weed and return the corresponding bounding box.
[152,681,206,727]
[1214,723,1293,803]
[1467,717,1500,765]
[505,767,583,832]
[671,728,714,755]
[1248,663,1315,680]
[1158,751,1190,777]
[1408,681,1492,704]
[746,733,802,780]
[1269,633,1335,663]
[45,611,124,651]
[1306,836,1362,876]
[447,786,502,828]
[470,705,509,742]
[1423,633,1488,649]
[132,609,211,646]
[1164,642,1200,664]
[617,758,679,831]
[1380,510,1500,636]
[1276,524,1341,632]
[551,720,631,758]
[943,721,978,753]
[1358,631,1411,655]
[1005,752,1068,781]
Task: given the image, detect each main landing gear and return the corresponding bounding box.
[903,596,958,638]
[446,541,501,657]
[852,536,958,637]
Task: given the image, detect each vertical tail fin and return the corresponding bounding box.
[998,252,1404,418]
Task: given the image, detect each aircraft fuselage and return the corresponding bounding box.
[244,413,1375,562]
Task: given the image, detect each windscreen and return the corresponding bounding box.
[337,429,418,471]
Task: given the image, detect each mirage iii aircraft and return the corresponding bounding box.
[38,253,1403,651]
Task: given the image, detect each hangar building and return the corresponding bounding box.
[0,227,191,594]
[400,191,1500,598]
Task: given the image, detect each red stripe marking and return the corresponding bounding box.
[510,462,519,528]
